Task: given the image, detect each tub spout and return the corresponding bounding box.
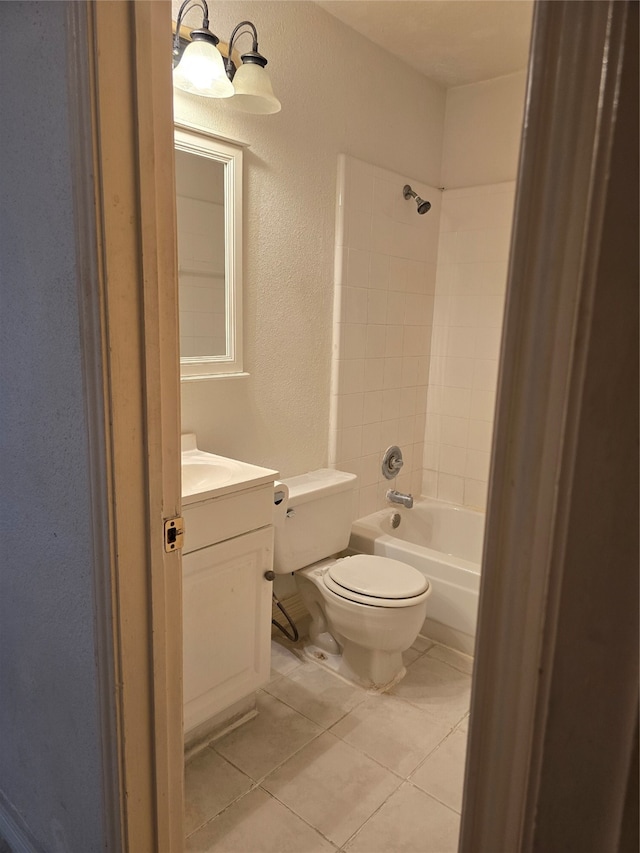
[386,489,413,509]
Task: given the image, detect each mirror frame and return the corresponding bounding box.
[174,122,244,379]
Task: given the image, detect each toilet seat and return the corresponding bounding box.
[324,555,430,608]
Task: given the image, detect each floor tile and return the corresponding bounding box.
[270,638,304,678]
[402,646,422,667]
[457,713,470,734]
[388,655,471,726]
[184,748,253,836]
[264,661,368,728]
[410,729,468,812]
[213,691,322,781]
[344,782,460,853]
[425,643,474,675]
[330,693,451,777]
[186,787,336,852]
[262,732,402,847]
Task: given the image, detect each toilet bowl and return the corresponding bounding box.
[272,470,432,689]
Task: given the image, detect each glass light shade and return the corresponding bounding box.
[173,40,234,98]
[230,62,281,114]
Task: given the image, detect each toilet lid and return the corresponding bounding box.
[328,555,429,600]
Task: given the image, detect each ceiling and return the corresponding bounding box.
[316,0,534,88]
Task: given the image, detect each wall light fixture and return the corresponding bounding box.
[172,0,281,114]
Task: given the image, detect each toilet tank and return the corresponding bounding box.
[273,469,357,574]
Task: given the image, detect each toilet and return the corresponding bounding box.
[273,469,431,689]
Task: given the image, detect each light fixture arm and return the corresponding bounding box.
[226,20,268,79]
[173,0,219,67]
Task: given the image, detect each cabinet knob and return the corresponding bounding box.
[264,570,275,581]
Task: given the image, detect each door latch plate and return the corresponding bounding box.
[164,516,184,553]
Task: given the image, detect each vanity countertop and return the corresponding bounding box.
[181,434,278,505]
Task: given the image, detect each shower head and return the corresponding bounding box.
[403,184,431,215]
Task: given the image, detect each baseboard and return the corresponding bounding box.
[420,617,476,656]
[184,694,257,760]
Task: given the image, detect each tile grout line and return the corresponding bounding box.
[186,636,472,848]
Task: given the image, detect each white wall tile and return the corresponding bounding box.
[338,393,364,429]
[364,358,385,391]
[380,418,399,449]
[474,326,502,360]
[346,248,371,289]
[464,478,488,511]
[400,387,417,418]
[362,390,383,425]
[442,356,475,389]
[470,388,496,421]
[387,292,407,324]
[383,357,403,390]
[473,359,499,391]
[339,324,367,359]
[439,444,467,477]
[404,326,427,357]
[467,418,493,453]
[371,213,395,256]
[359,484,379,517]
[416,356,430,386]
[445,327,476,358]
[416,180,514,505]
[365,325,387,359]
[388,257,409,292]
[347,159,374,211]
[440,415,469,448]
[361,422,381,456]
[381,387,401,417]
[337,359,365,395]
[424,443,439,469]
[360,454,380,487]
[367,290,388,324]
[385,325,405,357]
[422,469,438,497]
[415,386,428,414]
[337,426,362,462]
[465,449,490,482]
[369,253,390,290]
[398,416,415,445]
[347,207,373,252]
[438,473,465,505]
[343,287,368,324]
[401,357,419,388]
[441,386,471,418]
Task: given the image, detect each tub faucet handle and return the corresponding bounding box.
[382,445,404,480]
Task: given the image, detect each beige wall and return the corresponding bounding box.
[173,1,445,477]
[441,71,527,189]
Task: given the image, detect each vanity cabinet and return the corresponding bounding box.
[182,468,277,738]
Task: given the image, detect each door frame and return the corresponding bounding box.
[86,0,637,849]
[86,2,184,849]
[460,1,638,850]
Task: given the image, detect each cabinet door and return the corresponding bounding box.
[183,526,273,735]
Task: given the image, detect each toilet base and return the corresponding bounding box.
[302,640,408,692]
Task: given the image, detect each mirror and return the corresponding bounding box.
[174,124,243,378]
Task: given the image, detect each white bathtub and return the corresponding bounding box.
[349,499,485,654]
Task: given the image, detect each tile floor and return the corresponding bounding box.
[185,636,473,853]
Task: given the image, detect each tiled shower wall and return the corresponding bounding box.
[330,155,441,518]
[423,182,515,510]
